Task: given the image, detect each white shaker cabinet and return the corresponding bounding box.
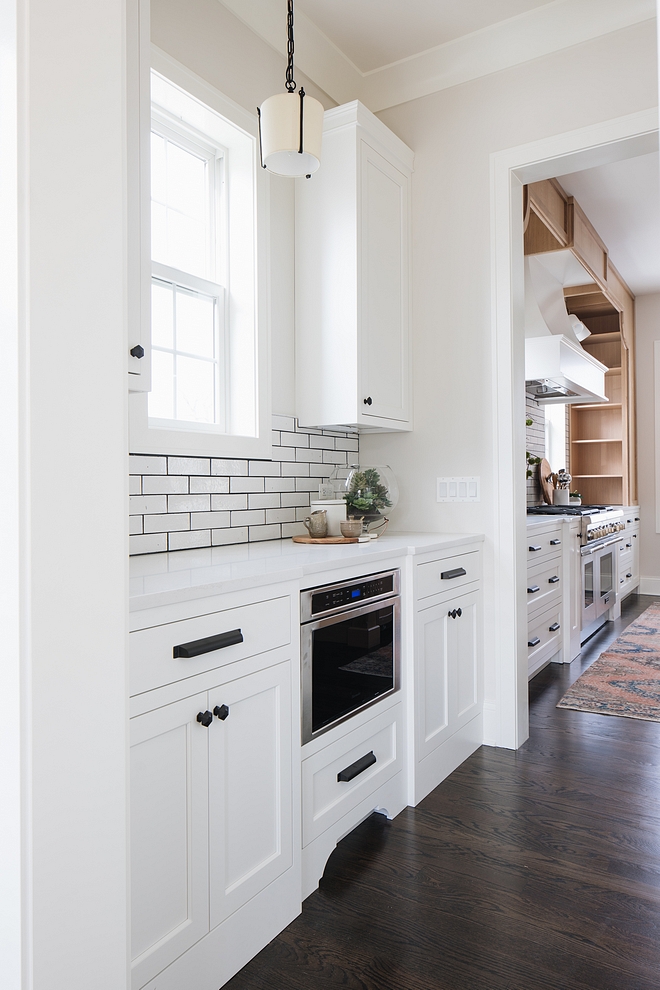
[411,547,483,806]
[295,101,414,432]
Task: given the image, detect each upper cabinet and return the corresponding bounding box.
[295,102,414,432]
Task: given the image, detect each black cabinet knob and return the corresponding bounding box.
[213,704,230,721]
[626,573,632,579]
[456,608,462,617]
[130,344,145,359]
[448,609,455,618]
[196,710,213,727]
[363,396,373,405]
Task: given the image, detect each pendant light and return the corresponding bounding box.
[257,0,323,177]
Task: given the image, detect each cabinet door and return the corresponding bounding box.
[130,693,209,988]
[359,141,410,425]
[416,590,480,762]
[208,661,293,929]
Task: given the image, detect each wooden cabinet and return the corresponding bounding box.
[524,177,637,505]
[412,547,483,805]
[295,101,413,432]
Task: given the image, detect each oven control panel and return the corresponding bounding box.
[311,574,394,615]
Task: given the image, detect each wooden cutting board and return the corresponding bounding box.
[292,535,359,544]
[538,458,554,505]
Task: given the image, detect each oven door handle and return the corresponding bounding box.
[581,536,623,556]
[337,750,377,783]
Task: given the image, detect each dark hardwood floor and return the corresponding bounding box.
[226,594,660,990]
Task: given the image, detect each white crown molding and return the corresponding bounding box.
[218,0,655,111]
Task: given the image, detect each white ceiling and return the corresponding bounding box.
[296,0,556,73]
[219,0,655,111]
[557,152,660,296]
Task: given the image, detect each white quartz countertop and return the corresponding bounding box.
[129,532,484,611]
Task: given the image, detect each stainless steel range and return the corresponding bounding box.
[527,505,625,641]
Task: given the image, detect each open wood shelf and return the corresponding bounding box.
[570,439,622,444]
[572,474,624,479]
[574,403,621,411]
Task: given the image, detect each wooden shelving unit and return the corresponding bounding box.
[524,178,637,506]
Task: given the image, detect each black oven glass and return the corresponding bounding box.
[311,604,395,735]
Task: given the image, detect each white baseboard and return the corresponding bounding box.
[639,577,660,596]
[482,700,498,748]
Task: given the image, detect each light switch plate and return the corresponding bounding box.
[437,476,480,502]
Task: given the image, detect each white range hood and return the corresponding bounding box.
[525,334,608,404]
[524,255,608,404]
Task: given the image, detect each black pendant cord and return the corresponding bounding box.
[285,0,296,93]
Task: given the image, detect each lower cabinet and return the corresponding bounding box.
[413,565,483,805]
[130,655,296,990]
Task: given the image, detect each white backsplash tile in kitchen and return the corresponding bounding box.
[129,417,359,555]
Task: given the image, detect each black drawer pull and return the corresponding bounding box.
[529,545,542,552]
[635,517,640,521]
[527,585,540,594]
[626,543,632,548]
[337,751,377,783]
[441,567,467,580]
[633,533,637,538]
[549,622,560,632]
[528,637,541,647]
[173,628,243,659]
[626,572,632,579]
[548,575,559,584]
[550,539,561,546]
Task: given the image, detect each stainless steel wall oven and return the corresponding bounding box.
[301,570,401,745]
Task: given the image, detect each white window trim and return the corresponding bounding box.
[129,44,271,460]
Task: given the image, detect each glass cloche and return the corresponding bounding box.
[330,464,399,532]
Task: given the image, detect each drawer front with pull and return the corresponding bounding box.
[416,550,481,602]
[527,557,561,617]
[302,704,402,846]
[130,596,291,696]
[528,604,562,678]
[526,525,563,563]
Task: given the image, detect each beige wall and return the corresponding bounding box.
[360,22,657,702]
[635,292,660,588]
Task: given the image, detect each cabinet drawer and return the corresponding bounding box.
[302,704,402,847]
[416,551,481,602]
[526,557,561,616]
[528,604,562,677]
[130,596,291,696]
[526,529,563,561]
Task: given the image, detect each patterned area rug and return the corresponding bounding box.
[557,603,660,722]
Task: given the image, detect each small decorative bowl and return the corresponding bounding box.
[340,518,363,539]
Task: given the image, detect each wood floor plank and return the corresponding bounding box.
[225,593,660,990]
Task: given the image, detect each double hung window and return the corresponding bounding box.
[129,56,270,459]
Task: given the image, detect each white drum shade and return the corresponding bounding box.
[259,92,323,176]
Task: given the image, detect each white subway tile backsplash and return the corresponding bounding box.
[212,526,248,546]
[129,455,167,475]
[129,494,167,515]
[280,431,308,448]
[230,477,265,494]
[142,476,188,495]
[266,507,296,524]
[272,414,295,431]
[249,460,280,477]
[211,458,248,477]
[265,477,296,493]
[168,494,211,513]
[130,533,167,554]
[248,493,281,509]
[189,476,230,494]
[190,510,231,530]
[281,462,309,477]
[248,524,282,542]
[143,513,190,533]
[210,494,248,511]
[231,508,266,527]
[168,530,211,551]
[129,417,358,555]
[168,456,210,476]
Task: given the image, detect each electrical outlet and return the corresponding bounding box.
[437,477,480,502]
